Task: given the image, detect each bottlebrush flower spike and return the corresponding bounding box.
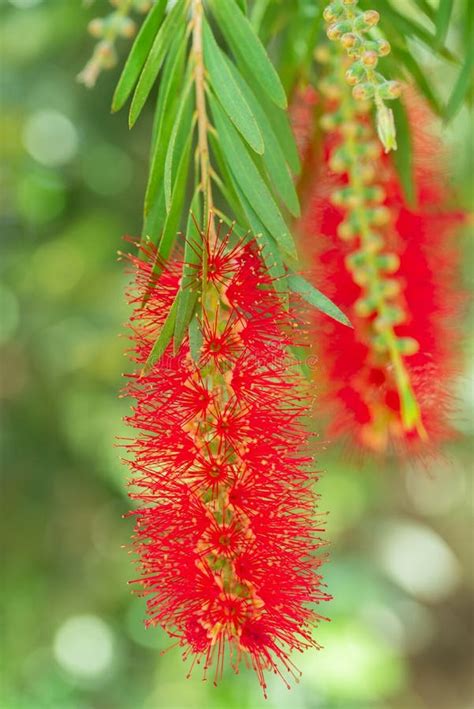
[122,228,328,695]
[297,51,464,455]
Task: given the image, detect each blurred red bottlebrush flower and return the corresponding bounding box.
[122,231,328,695]
[297,64,464,454]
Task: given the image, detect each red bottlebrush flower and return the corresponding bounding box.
[299,83,465,455]
[123,232,328,695]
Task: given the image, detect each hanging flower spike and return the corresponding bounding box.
[323,0,402,152]
[298,48,464,455]
[123,228,328,696]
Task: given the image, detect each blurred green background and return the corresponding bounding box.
[1,1,473,708]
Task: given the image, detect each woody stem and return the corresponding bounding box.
[191,0,216,246]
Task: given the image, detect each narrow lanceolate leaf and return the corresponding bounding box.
[376,1,457,62]
[129,0,189,128]
[209,0,287,109]
[203,21,264,154]
[435,0,454,48]
[209,95,297,261]
[258,89,301,175]
[164,78,194,211]
[287,273,351,328]
[391,100,415,206]
[444,48,474,121]
[208,133,247,223]
[156,134,193,263]
[388,48,442,116]
[224,56,300,217]
[142,185,166,244]
[143,294,179,373]
[235,0,248,12]
[144,29,187,216]
[173,192,202,352]
[232,182,289,302]
[112,0,167,112]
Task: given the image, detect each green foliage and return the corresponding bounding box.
[390,99,415,205]
[109,0,352,362]
[287,274,351,328]
[128,0,189,127]
[435,0,454,48]
[108,0,469,363]
[144,27,188,217]
[208,0,288,109]
[209,95,297,261]
[203,20,265,154]
[112,0,167,112]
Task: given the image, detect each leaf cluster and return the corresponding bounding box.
[110,0,349,364]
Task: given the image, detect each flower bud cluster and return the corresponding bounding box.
[78,0,150,88]
[323,0,401,152]
[317,45,424,436]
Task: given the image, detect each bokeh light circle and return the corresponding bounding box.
[53,614,114,680]
[23,110,78,167]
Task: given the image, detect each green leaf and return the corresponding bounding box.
[145,27,188,215]
[232,182,289,301]
[257,89,301,175]
[250,0,271,33]
[208,133,247,222]
[388,47,442,115]
[203,21,264,154]
[143,294,179,373]
[188,313,203,363]
[444,38,474,121]
[164,77,194,211]
[142,185,166,244]
[390,100,415,206]
[435,0,454,48]
[112,0,167,112]
[173,192,202,352]
[129,0,189,128]
[376,1,457,63]
[156,133,193,263]
[224,56,300,217]
[287,273,351,328]
[209,94,298,261]
[278,2,323,92]
[209,0,287,109]
[413,0,436,22]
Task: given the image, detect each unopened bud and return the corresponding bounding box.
[376,103,397,153]
[119,17,136,38]
[363,10,380,26]
[320,113,338,131]
[354,297,375,316]
[361,50,378,68]
[376,39,391,56]
[397,337,420,356]
[341,32,359,49]
[352,83,374,101]
[88,18,104,37]
[133,0,152,11]
[372,205,391,226]
[323,6,338,23]
[377,253,400,273]
[327,22,342,40]
[338,221,355,240]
